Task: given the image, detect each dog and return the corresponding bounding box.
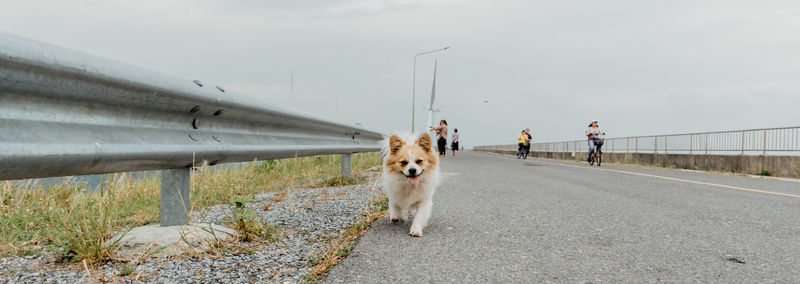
[382,133,440,237]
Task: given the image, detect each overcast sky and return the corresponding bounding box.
[2,0,799,147]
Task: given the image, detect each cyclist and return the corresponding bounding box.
[517,129,530,159]
[586,119,605,162]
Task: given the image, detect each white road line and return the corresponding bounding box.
[476,151,800,199]
[556,162,800,199]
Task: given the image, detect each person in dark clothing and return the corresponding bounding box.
[524,128,532,155]
[517,129,529,158]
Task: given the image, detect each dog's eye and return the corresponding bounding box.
[415,160,423,164]
[400,161,408,166]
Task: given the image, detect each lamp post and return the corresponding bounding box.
[411,46,449,132]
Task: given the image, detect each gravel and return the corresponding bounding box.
[0,175,383,284]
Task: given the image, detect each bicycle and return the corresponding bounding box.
[588,134,604,166]
[521,141,530,159]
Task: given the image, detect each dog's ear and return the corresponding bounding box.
[389,135,405,154]
[415,133,432,152]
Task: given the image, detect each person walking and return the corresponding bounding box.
[429,120,448,158]
[451,129,460,157]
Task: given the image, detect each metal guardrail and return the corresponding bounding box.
[476,126,800,156]
[0,32,383,225]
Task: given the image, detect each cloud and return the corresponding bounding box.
[2,0,799,146]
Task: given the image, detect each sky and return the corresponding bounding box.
[2,0,799,147]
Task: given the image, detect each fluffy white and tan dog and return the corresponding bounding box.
[382,133,440,237]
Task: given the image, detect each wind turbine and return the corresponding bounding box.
[426,60,439,136]
[423,105,444,124]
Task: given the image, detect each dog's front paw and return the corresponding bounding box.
[409,227,423,237]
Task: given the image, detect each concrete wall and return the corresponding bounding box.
[475,148,800,178]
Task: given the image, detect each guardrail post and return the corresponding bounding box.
[635,137,639,153]
[689,134,693,154]
[341,153,352,178]
[160,168,190,227]
[762,129,767,156]
[611,139,614,153]
[740,130,745,155]
[654,137,658,154]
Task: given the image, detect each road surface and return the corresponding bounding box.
[324,151,800,283]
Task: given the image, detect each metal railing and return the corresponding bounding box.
[0,32,383,225]
[475,126,800,156]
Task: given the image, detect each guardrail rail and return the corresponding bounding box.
[476,126,800,156]
[0,32,384,226]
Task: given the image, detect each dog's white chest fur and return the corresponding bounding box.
[384,168,438,207]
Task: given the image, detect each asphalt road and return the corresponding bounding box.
[323,151,800,283]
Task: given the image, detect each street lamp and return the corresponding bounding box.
[411,46,449,132]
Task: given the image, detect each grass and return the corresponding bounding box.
[317,176,367,188]
[303,178,388,283]
[49,189,133,265]
[117,262,135,277]
[228,200,279,243]
[756,170,772,176]
[0,152,380,266]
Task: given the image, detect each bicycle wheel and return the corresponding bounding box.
[589,153,594,165]
[523,148,528,159]
[597,151,601,166]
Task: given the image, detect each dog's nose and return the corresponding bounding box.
[408,168,417,176]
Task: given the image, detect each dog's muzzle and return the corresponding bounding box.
[404,169,423,183]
